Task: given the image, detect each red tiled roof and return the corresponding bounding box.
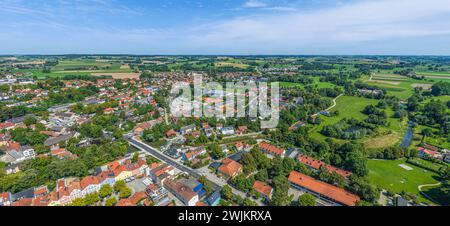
[6,142,20,151]
[288,171,360,206]
[113,165,128,176]
[218,158,243,178]
[80,176,100,189]
[166,129,177,137]
[253,181,273,198]
[164,180,197,202]
[418,147,439,156]
[116,191,147,206]
[297,154,352,178]
[11,198,33,206]
[34,186,48,197]
[0,122,14,130]
[196,201,207,206]
[258,142,285,156]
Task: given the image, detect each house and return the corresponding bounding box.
[12,187,35,202]
[218,158,243,179]
[418,147,443,160]
[258,142,286,157]
[220,144,229,154]
[394,196,409,206]
[166,147,182,159]
[103,108,114,114]
[297,154,352,178]
[50,148,78,160]
[182,147,207,162]
[80,176,101,196]
[0,192,13,206]
[5,162,21,174]
[5,150,25,163]
[165,129,177,138]
[163,179,199,206]
[128,159,149,177]
[96,171,116,187]
[289,121,306,131]
[444,153,450,163]
[178,178,206,196]
[5,141,20,151]
[236,126,248,135]
[113,165,133,182]
[116,191,147,206]
[220,126,235,136]
[180,124,196,135]
[0,122,14,130]
[206,190,221,206]
[47,179,71,206]
[149,163,175,184]
[204,127,214,137]
[20,145,35,159]
[0,133,10,147]
[235,142,250,151]
[253,181,273,199]
[34,186,49,198]
[288,171,360,206]
[44,132,75,146]
[146,184,169,203]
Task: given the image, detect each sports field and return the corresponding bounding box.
[367,159,441,204]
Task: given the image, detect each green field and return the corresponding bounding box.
[17,59,133,78]
[280,77,335,89]
[309,96,379,140]
[368,159,441,204]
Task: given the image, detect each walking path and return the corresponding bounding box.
[418,182,442,205]
[311,94,343,117]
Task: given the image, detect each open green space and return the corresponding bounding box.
[367,158,441,204]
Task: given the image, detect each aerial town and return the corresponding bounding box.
[0,55,449,207]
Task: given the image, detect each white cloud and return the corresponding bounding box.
[189,0,450,53]
[243,0,268,8]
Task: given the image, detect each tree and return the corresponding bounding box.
[24,116,37,126]
[199,175,213,195]
[297,193,316,206]
[242,198,257,206]
[209,143,225,160]
[131,152,139,163]
[99,184,113,199]
[119,186,132,199]
[270,175,291,206]
[221,185,233,201]
[114,180,126,193]
[84,192,100,206]
[105,197,118,206]
[69,198,86,206]
[420,128,433,143]
[255,169,269,182]
[241,153,257,174]
[431,82,450,96]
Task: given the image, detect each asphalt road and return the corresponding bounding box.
[127,137,223,190]
[127,137,263,204]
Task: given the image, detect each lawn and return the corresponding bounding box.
[280,77,335,89]
[367,159,441,204]
[310,96,379,140]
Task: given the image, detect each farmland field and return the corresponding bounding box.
[91,72,140,79]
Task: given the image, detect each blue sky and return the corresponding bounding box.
[0,0,450,55]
